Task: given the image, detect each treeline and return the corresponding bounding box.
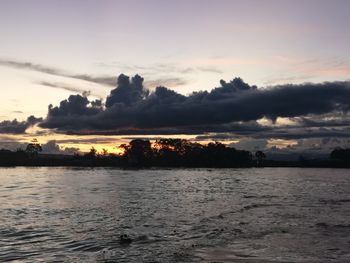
[0,139,252,167]
[330,148,350,162]
[119,139,253,167]
[0,139,350,168]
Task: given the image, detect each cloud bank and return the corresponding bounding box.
[39,74,350,138]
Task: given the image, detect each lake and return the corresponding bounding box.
[0,168,349,262]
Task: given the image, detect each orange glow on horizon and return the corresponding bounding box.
[1,125,243,155]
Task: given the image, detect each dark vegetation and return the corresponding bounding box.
[119,139,252,168]
[0,139,349,168]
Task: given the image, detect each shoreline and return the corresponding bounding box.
[0,164,349,169]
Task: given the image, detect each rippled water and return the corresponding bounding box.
[0,167,349,262]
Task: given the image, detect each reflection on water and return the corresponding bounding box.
[0,167,349,262]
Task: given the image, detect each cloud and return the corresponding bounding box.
[196,67,223,74]
[0,59,60,75]
[230,139,268,151]
[41,140,80,155]
[98,61,222,76]
[53,137,118,145]
[263,56,350,85]
[0,116,42,134]
[1,59,189,91]
[39,74,350,137]
[144,77,188,89]
[105,74,149,107]
[37,81,91,94]
[195,123,350,142]
[297,116,350,128]
[95,62,192,88]
[0,59,116,87]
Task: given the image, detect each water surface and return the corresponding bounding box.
[0,168,349,262]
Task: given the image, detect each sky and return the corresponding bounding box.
[0,0,350,156]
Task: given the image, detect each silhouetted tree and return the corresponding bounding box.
[255,150,266,166]
[121,139,154,166]
[25,139,42,157]
[152,139,252,167]
[330,148,350,161]
[153,139,199,166]
[101,148,108,156]
[84,146,97,159]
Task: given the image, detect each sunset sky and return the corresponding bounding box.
[1,0,350,155]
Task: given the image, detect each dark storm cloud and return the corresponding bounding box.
[39,74,350,135]
[105,74,149,107]
[47,94,103,117]
[0,116,42,134]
